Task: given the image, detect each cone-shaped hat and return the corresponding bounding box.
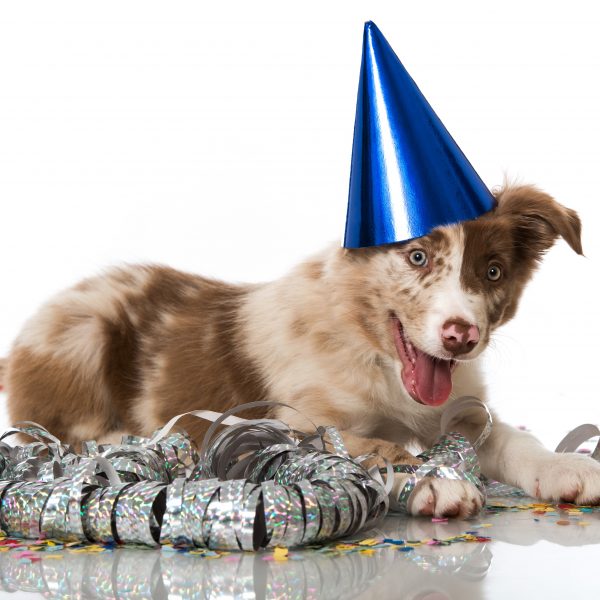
[344,22,495,248]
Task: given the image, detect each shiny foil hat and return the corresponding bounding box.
[344,22,495,249]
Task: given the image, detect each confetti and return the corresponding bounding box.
[357,538,380,546]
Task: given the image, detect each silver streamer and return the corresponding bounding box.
[374,396,493,512]
[0,403,388,550]
[0,397,497,549]
[555,423,600,460]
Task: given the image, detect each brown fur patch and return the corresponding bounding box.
[134,267,270,443]
[302,260,324,280]
[311,330,345,353]
[0,358,6,389]
[7,347,115,440]
[290,317,309,337]
[343,434,422,467]
[461,185,583,327]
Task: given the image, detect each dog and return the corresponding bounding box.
[3,183,600,518]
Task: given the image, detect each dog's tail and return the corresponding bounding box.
[0,357,6,391]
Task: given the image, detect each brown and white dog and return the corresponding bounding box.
[4,184,600,517]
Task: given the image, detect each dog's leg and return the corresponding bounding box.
[346,432,483,517]
[275,404,483,517]
[344,431,484,518]
[340,432,483,518]
[339,431,422,466]
[460,419,600,504]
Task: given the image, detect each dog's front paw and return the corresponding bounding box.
[522,453,600,504]
[407,478,484,519]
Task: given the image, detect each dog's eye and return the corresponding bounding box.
[409,249,428,267]
[487,265,502,281]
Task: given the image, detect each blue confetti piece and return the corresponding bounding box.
[383,538,405,545]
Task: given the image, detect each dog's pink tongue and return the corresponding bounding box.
[414,352,453,406]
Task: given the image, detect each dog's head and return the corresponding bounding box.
[333,184,582,407]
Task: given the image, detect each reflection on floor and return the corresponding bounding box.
[0,496,599,599]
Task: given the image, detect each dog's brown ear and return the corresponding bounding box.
[494,185,583,259]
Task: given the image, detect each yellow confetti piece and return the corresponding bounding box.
[68,545,106,554]
[357,539,380,547]
[359,548,375,556]
[479,523,493,528]
[335,544,357,551]
[273,547,288,561]
[578,521,591,527]
[42,555,63,560]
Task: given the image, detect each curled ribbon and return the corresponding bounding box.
[0,402,388,550]
[555,423,600,459]
[369,396,493,512]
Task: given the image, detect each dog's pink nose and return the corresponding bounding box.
[441,319,480,356]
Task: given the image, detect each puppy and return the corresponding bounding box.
[4,184,600,518]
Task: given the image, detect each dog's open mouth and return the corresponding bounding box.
[391,315,455,407]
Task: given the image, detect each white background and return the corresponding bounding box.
[0,1,598,447]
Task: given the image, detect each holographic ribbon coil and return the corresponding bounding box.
[380,396,493,512]
[0,404,388,550]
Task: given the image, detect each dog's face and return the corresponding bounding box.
[333,185,582,407]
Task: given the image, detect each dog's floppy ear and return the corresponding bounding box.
[493,184,583,259]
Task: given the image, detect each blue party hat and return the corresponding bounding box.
[344,22,495,248]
